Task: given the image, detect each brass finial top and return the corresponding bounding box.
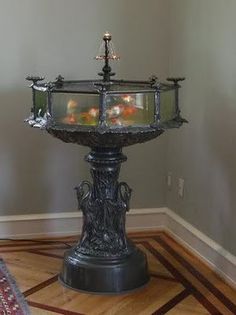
[103,31,112,41]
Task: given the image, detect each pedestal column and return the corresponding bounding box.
[59,147,149,294]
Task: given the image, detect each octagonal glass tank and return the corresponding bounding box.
[32,79,178,130]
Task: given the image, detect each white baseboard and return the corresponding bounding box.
[0,207,235,288]
[165,208,236,288]
[0,208,167,239]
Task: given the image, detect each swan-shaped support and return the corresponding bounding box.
[116,182,132,248]
[75,181,94,248]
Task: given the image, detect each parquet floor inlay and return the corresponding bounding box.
[0,232,235,314]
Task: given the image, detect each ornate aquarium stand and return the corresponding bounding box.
[61,147,149,293]
[25,32,186,294]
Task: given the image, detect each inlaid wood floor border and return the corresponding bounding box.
[142,241,222,314]
[154,236,236,314]
[151,288,190,315]
[27,249,64,259]
[28,301,85,315]
[1,232,236,314]
[0,245,69,253]
[23,275,59,297]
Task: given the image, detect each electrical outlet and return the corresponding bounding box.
[167,173,172,189]
[178,178,184,198]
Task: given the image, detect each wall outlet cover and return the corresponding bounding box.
[178,178,184,198]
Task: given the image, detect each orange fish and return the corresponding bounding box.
[123,106,137,117]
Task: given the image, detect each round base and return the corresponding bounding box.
[60,247,149,294]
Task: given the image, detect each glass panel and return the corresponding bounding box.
[105,93,155,127]
[35,90,47,117]
[159,90,176,123]
[52,93,100,126]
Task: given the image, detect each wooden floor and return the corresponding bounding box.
[0,231,236,315]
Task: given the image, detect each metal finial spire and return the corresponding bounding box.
[96,32,120,82]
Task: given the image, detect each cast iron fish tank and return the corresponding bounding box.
[25,32,187,294]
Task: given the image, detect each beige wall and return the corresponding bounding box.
[167,0,236,255]
[0,0,235,257]
[0,0,170,215]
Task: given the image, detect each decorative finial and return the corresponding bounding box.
[149,75,159,87]
[26,76,44,85]
[55,74,64,88]
[103,31,112,41]
[96,32,120,82]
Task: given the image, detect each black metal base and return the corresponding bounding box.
[60,245,149,294]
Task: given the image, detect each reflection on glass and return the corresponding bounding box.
[159,90,176,123]
[52,93,100,126]
[35,90,47,117]
[105,93,155,126]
